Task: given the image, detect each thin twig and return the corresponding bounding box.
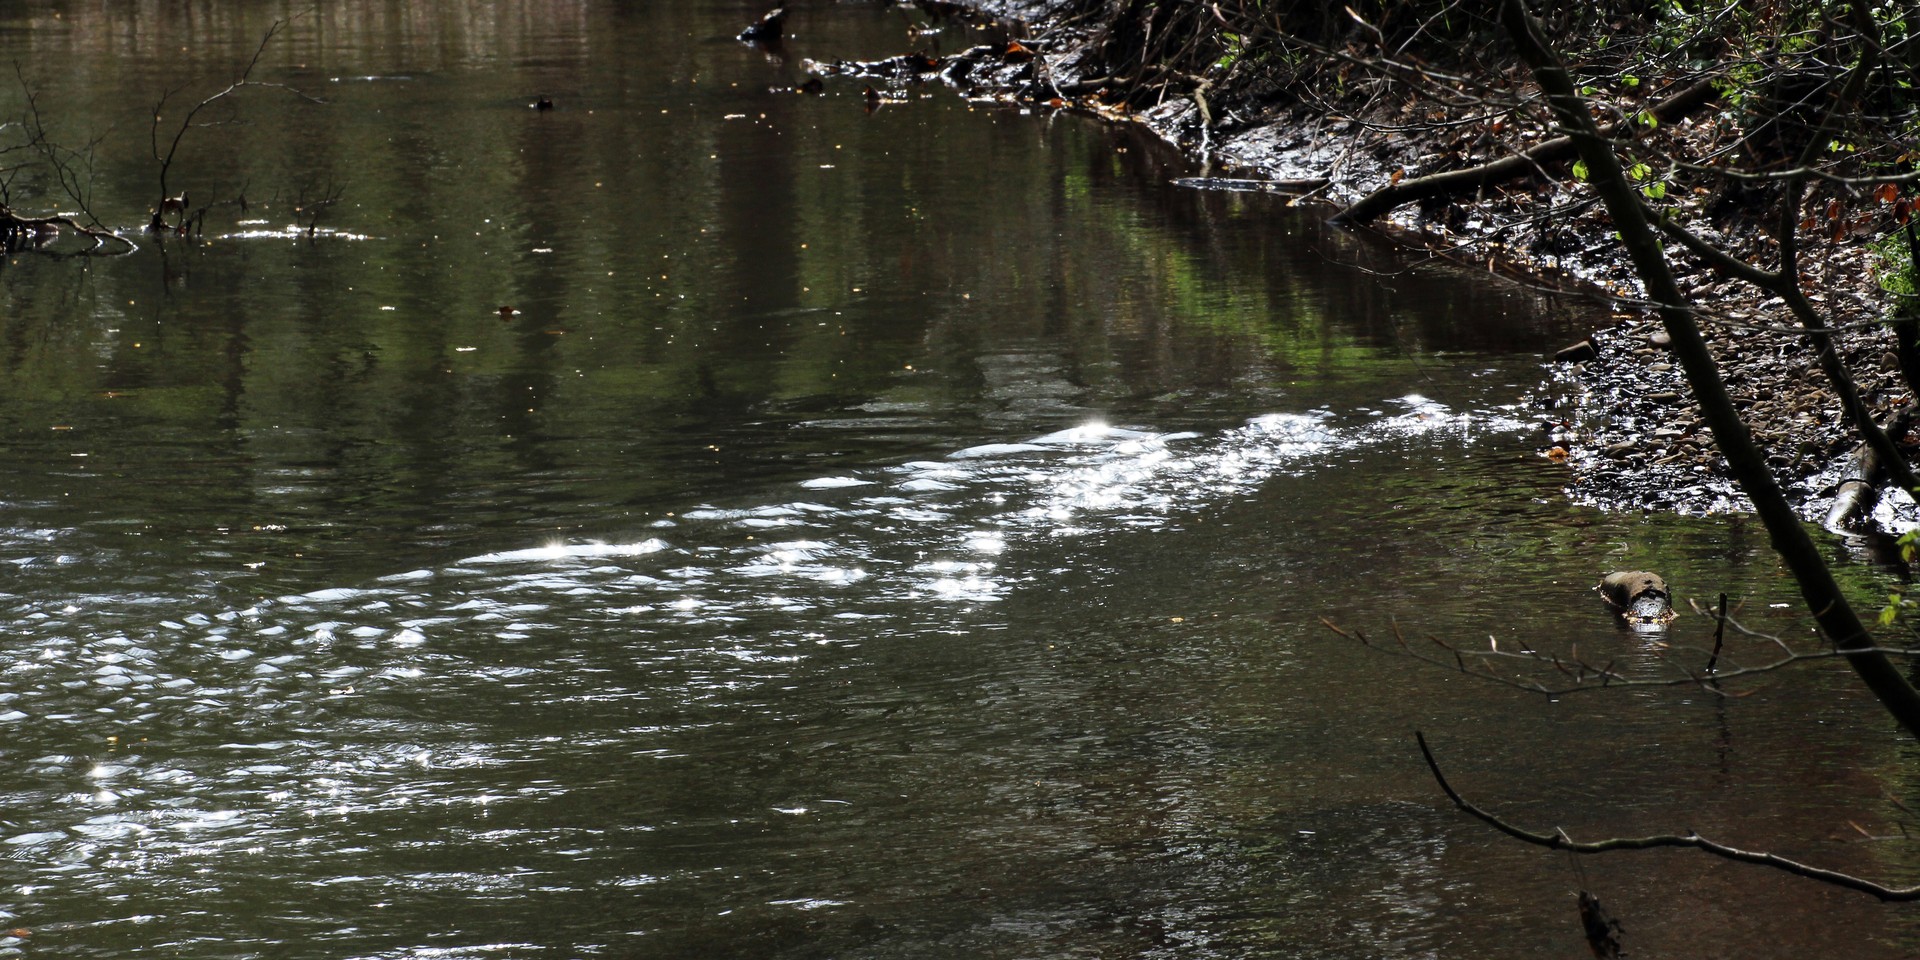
[1416,731,1920,901]
[1706,592,1729,676]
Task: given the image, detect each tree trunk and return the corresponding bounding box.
[1501,0,1920,738]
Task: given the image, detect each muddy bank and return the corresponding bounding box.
[845,1,1919,532]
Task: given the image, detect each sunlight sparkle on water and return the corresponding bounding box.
[464,539,669,565]
[965,531,1006,555]
[0,396,1553,956]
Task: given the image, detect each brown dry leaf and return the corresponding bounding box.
[1877,182,1901,203]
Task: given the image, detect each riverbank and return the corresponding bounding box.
[918,0,1918,530]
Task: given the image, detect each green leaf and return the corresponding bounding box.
[1627,162,1652,181]
[1638,110,1658,130]
[1572,160,1589,182]
[1643,181,1667,200]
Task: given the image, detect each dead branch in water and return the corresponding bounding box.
[1321,612,1920,699]
[1416,731,1920,901]
[0,64,134,253]
[149,18,324,233]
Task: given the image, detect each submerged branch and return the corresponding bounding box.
[1416,732,1920,901]
[0,207,135,253]
[150,18,321,225]
[1323,616,1920,698]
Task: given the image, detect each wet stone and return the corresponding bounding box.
[1554,339,1599,364]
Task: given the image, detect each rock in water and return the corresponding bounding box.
[1554,339,1598,363]
[738,7,787,43]
[1596,570,1676,625]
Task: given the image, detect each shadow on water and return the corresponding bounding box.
[3,2,1920,959]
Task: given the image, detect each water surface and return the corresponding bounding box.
[3,2,1919,958]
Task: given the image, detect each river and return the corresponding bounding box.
[2,2,1918,958]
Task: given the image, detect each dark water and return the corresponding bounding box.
[3,2,1919,958]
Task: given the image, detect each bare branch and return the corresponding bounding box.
[149,18,323,229]
[1417,731,1920,901]
[1334,76,1718,226]
[1325,614,1920,698]
[14,62,112,229]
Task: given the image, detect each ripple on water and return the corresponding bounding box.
[0,399,1532,946]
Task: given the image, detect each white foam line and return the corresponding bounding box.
[462,538,671,566]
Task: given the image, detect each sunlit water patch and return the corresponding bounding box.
[220,220,376,241]
[0,395,1523,951]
